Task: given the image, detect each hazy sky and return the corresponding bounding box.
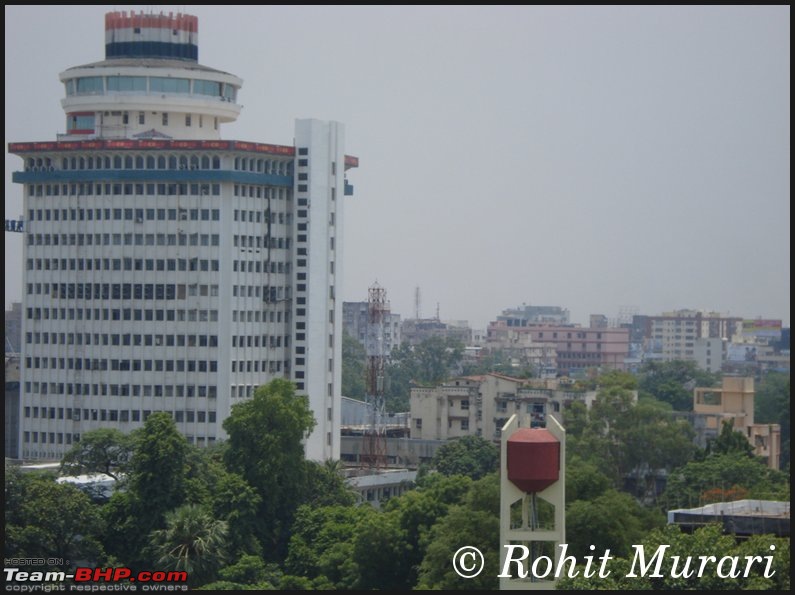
[4,5,790,329]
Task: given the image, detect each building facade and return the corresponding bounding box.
[487,320,629,375]
[11,10,357,461]
[642,310,742,367]
[409,373,601,442]
[690,376,781,469]
[342,301,401,354]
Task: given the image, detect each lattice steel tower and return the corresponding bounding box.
[362,283,389,468]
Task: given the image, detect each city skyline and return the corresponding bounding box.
[5,5,791,329]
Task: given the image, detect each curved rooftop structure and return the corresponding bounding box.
[59,10,242,141]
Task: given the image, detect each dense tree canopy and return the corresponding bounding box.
[5,467,105,568]
[660,452,790,510]
[430,434,499,480]
[223,378,316,558]
[60,427,132,480]
[755,372,790,469]
[638,359,720,411]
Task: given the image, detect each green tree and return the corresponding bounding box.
[60,427,132,480]
[103,412,189,568]
[430,435,499,480]
[639,360,719,411]
[566,489,663,558]
[353,510,411,590]
[416,505,499,590]
[569,390,696,493]
[566,455,611,503]
[385,336,465,411]
[284,504,372,585]
[661,452,789,510]
[755,372,790,469]
[149,504,229,587]
[207,467,263,558]
[4,467,105,568]
[341,331,367,400]
[128,412,189,522]
[223,378,316,558]
[705,419,755,457]
[302,459,357,508]
[558,524,790,591]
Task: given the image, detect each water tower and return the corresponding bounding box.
[500,414,565,589]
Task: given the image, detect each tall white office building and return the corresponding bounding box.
[11,10,357,461]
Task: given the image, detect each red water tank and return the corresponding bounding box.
[507,428,560,492]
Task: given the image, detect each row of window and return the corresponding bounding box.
[556,352,606,359]
[28,258,219,272]
[232,157,292,175]
[65,75,236,101]
[27,183,221,198]
[23,432,217,459]
[29,207,220,222]
[28,154,219,171]
[231,334,289,348]
[26,332,218,347]
[536,331,604,340]
[232,360,288,373]
[25,356,219,373]
[25,331,218,347]
[233,260,291,274]
[231,310,291,324]
[25,382,217,399]
[232,285,293,300]
[35,282,218,299]
[31,283,212,301]
[233,209,288,223]
[233,235,291,249]
[29,233,221,248]
[233,184,291,198]
[26,307,218,322]
[25,405,217,423]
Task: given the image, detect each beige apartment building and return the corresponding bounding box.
[410,373,598,442]
[692,376,781,469]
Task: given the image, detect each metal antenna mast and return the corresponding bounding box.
[362,282,389,468]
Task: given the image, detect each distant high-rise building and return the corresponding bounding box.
[343,301,401,355]
[643,310,741,365]
[11,10,358,460]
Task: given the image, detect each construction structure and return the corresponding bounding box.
[361,283,389,468]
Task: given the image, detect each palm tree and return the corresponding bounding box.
[149,504,229,586]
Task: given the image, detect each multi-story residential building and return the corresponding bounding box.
[342,301,401,354]
[691,376,781,469]
[693,337,725,374]
[487,320,629,376]
[11,10,357,461]
[642,310,742,367]
[401,318,472,346]
[410,373,603,442]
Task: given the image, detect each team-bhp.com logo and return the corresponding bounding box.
[4,567,188,591]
